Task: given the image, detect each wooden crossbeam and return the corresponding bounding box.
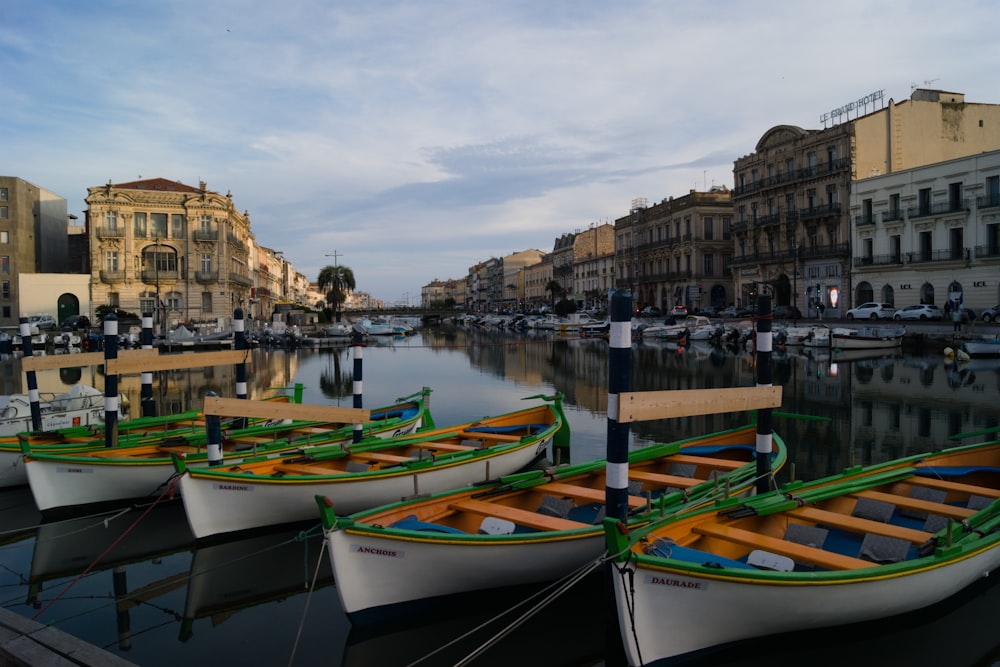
[108,349,250,375]
[616,386,782,423]
[20,348,161,372]
[203,395,369,423]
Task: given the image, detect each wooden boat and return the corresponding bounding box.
[603,440,1000,666]
[318,424,787,624]
[0,389,301,489]
[174,396,568,540]
[22,388,433,513]
[0,384,127,437]
[830,325,905,350]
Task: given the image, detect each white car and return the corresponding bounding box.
[27,314,57,330]
[845,302,896,320]
[893,304,943,321]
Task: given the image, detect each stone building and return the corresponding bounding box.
[571,223,615,310]
[85,178,255,331]
[850,149,1000,313]
[614,187,734,313]
[732,88,1000,316]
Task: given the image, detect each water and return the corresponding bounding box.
[0,329,998,666]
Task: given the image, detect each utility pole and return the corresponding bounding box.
[325,250,343,268]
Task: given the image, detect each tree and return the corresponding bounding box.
[545,280,563,309]
[317,265,356,323]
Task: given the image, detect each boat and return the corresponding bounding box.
[355,318,396,336]
[958,337,1000,358]
[640,315,713,341]
[0,384,126,439]
[580,318,610,338]
[776,324,830,347]
[318,423,787,624]
[830,325,905,350]
[21,388,433,513]
[174,395,568,540]
[603,439,1000,666]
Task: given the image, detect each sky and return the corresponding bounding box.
[4,1,1000,305]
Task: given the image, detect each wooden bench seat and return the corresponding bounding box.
[788,507,932,544]
[412,442,477,453]
[459,431,523,442]
[536,481,647,509]
[665,454,746,470]
[274,462,328,476]
[450,499,588,532]
[354,452,413,464]
[692,522,872,570]
[906,476,1000,499]
[627,470,703,489]
[852,490,977,520]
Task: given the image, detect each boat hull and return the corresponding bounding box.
[180,435,550,539]
[611,545,1000,666]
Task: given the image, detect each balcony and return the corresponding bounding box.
[977,194,1000,210]
[99,270,124,284]
[195,270,219,284]
[96,226,124,239]
[907,248,969,264]
[853,254,903,267]
[908,200,969,219]
[141,270,179,283]
[854,214,876,227]
[974,244,1000,259]
[229,272,253,287]
[193,229,219,242]
[799,203,842,221]
[882,209,904,223]
[226,234,246,251]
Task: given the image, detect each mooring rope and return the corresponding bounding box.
[287,526,330,667]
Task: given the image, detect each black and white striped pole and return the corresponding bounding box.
[205,391,223,466]
[140,312,156,418]
[19,317,42,432]
[352,328,365,443]
[754,294,774,494]
[233,308,249,429]
[103,313,120,448]
[606,289,633,523]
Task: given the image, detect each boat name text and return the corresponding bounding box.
[351,543,404,559]
[647,575,706,590]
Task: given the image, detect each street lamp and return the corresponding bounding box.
[792,240,799,324]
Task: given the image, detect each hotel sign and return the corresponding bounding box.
[821,89,884,127]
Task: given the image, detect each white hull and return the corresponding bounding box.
[179,436,550,539]
[330,528,601,618]
[612,546,1000,666]
[830,327,903,350]
[961,339,1000,358]
[26,420,423,512]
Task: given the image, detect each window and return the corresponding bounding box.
[862,198,873,224]
[826,184,838,206]
[166,291,183,311]
[0,257,7,275]
[722,216,732,240]
[919,231,932,260]
[1,281,8,298]
[109,292,120,308]
[151,213,168,238]
[891,235,901,262]
[105,210,117,228]
[785,158,794,177]
[200,215,212,232]
[827,145,837,165]
[949,227,964,260]
[703,217,713,240]
[987,176,1000,206]
[890,193,901,217]
[806,189,816,210]
[0,231,7,244]
[133,212,147,238]
[863,239,873,260]
[807,152,817,175]
[0,207,7,219]
[0,188,7,200]
[171,214,185,239]
[202,292,213,313]
[918,188,931,215]
[703,253,714,276]
[988,224,999,256]
[785,193,795,213]
[948,182,963,211]
[200,253,213,272]
[139,292,156,314]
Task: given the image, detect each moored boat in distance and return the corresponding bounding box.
[830,325,905,350]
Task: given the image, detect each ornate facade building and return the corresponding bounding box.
[732,88,1000,316]
[85,178,256,330]
[614,188,734,313]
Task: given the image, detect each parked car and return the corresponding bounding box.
[718,306,740,318]
[893,304,943,321]
[60,314,92,331]
[640,306,662,317]
[979,305,1000,323]
[698,305,720,317]
[772,305,802,319]
[845,302,896,320]
[27,314,57,330]
[670,305,688,317]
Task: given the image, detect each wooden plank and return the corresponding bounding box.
[537,481,647,509]
[450,499,588,532]
[907,476,1000,499]
[788,507,932,544]
[627,470,702,489]
[693,522,872,570]
[21,348,161,372]
[852,490,977,520]
[108,349,249,375]
[203,396,369,423]
[617,386,782,423]
[665,454,747,470]
[354,452,412,464]
[459,431,521,442]
[275,463,330,476]
[412,442,476,453]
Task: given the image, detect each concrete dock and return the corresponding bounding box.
[0,608,136,667]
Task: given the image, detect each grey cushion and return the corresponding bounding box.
[784,523,829,549]
[859,534,910,563]
[968,495,993,511]
[537,495,574,518]
[344,461,371,472]
[669,463,697,478]
[628,480,644,495]
[899,486,947,520]
[852,498,895,523]
[923,514,948,533]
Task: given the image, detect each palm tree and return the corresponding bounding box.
[545,280,563,310]
[317,265,356,322]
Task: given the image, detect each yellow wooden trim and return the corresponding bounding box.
[450,499,588,532]
[907,476,1000,498]
[617,386,782,423]
[203,396,369,423]
[108,349,249,375]
[458,431,521,442]
[627,470,702,489]
[413,442,476,453]
[537,481,647,509]
[788,507,932,544]
[693,522,872,570]
[354,452,412,464]
[664,454,747,470]
[852,490,976,520]
[21,348,161,372]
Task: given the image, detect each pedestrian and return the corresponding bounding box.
[952,307,962,333]
[818,303,825,320]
